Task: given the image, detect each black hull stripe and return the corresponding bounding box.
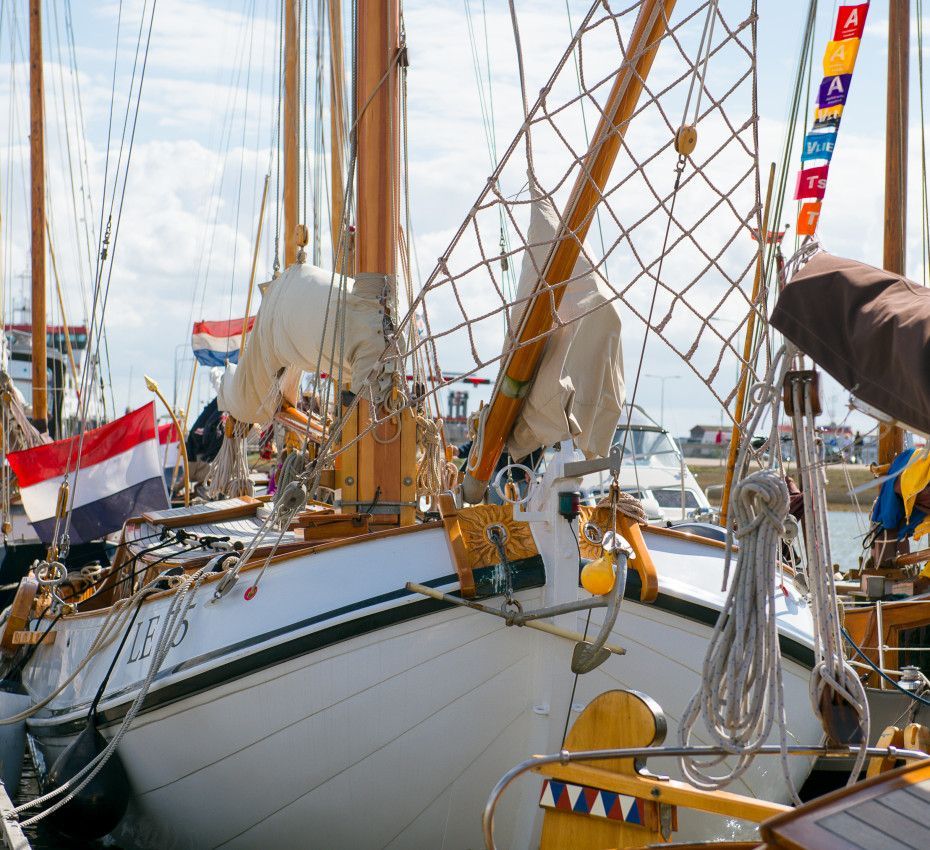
[29,556,547,738]
[623,568,816,670]
[28,557,814,741]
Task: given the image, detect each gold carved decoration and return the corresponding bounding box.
[578,505,613,560]
[457,503,538,568]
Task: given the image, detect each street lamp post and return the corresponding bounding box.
[644,374,681,424]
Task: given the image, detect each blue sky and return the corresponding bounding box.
[0,1,920,439]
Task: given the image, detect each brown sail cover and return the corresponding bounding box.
[770,251,930,434]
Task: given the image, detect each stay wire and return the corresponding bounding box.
[61,0,159,544]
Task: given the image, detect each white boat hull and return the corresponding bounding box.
[23,513,821,849]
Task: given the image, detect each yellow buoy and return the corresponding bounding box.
[581,552,616,596]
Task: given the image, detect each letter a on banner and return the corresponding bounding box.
[823,39,860,76]
[834,4,869,41]
[818,74,852,109]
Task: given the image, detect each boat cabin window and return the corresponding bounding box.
[898,624,930,680]
[613,427,680,467]
[651,488,700,509]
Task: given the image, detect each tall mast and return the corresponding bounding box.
[328,0,349,270]
[341,0,415,525]
[356,0,398,280]
[283,0,300,267]
[29,0,47,432]
[463,0,677,502]
[879,0,909,465]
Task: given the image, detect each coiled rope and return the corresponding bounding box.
[679,349,799,798]
[415,413,457,510]
[206,418,253,498]
[678,470,794,792]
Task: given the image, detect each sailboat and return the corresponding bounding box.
[2,0,833,847]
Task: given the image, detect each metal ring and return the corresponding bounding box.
[485,523,509,546]
[491,463,536,506]
[582,522,604,547]
[501,597,523,616]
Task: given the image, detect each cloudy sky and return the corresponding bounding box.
[0,0,920,439]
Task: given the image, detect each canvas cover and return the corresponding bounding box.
[218,262,384,423]
[507,191,625,460]
[770,251,930,434]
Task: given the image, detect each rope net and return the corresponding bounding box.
[317,0,764,476]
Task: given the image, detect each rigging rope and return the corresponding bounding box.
[790,363,871,783]
[679,349,799,799]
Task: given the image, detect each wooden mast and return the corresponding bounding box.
[328,0,350,270]
[463,0,677,502]
[29,0,48,432]
[283,0,300,267]
[720,164,776,527]
[879,0,909,465]
[340,0,415,525]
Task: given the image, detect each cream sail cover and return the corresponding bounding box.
[218,262,384,423]
[507,193,625,460]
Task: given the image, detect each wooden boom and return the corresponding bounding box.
[462,0,677,502]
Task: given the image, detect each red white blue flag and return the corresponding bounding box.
[191,317,255,367]
[7,402,169,544]
[158,421,181,475]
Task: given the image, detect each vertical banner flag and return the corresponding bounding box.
[7,402,169,544]
[795,2,869,236]
[191,317,255,366]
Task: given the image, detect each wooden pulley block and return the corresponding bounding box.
[674,124,698,156]
[819,686,865,748]
[55,481,71,520]
[782,369,822,416]
[295,223,309,248]
[1,576,38,656]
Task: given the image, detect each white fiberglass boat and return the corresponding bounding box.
[577,405,714,525]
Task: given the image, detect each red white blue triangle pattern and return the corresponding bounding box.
[538,779,643,824]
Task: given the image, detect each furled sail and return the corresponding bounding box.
[507,191,624,460]
[218,262,384,423]
[771,251,930,435]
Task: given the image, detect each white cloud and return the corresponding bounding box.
[0,0,914,438]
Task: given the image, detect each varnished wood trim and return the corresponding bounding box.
[643,524,733,552]
[438,493,475,597]
[61,521,445,620]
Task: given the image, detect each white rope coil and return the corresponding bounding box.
[416,413,457,510]
[678,471,794,791]
[206,419,253,499]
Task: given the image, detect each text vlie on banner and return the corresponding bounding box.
[795,2,869,236]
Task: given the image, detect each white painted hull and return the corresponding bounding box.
[23,516,820,849]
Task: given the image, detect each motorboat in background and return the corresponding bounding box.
[578,405,713,525]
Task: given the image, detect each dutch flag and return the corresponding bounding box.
[7,402,170,544]
[191,317,255,367]
[158,421,181,478]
